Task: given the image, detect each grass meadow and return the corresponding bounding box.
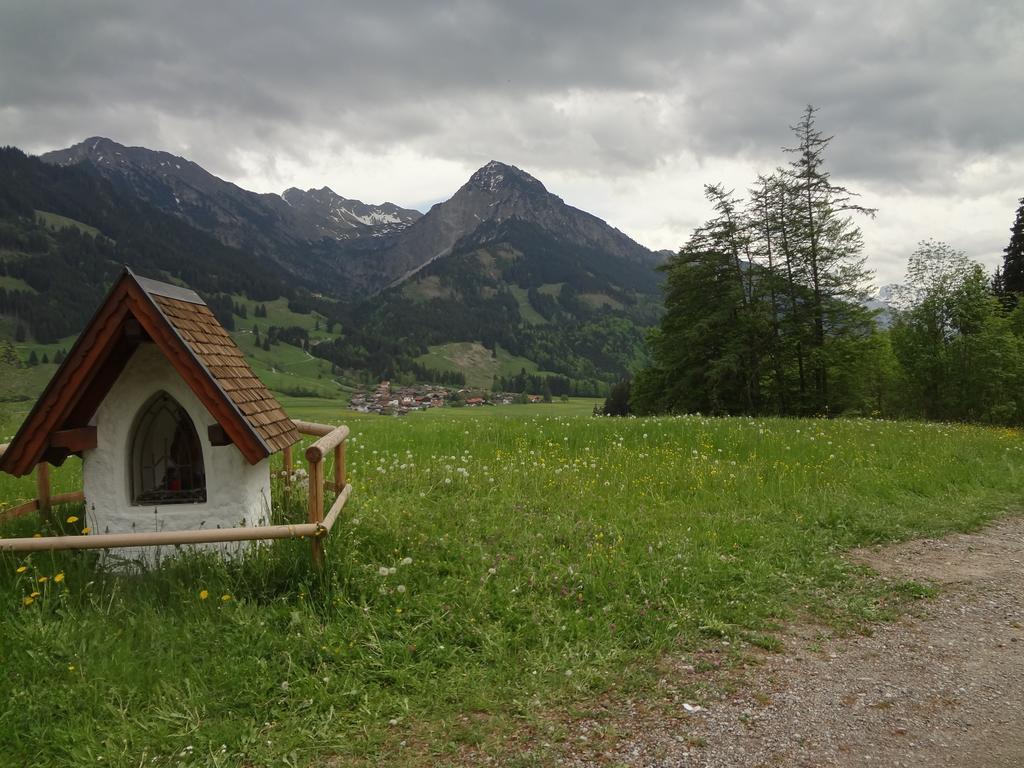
[2,400,1024,765]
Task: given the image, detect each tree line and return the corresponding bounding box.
[630,106,1024,425]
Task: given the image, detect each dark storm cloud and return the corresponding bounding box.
[1,0,1021,285]
[4,0,1018,187]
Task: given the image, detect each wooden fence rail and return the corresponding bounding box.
[0,421,351,568]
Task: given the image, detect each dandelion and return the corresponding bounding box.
[199,590,209,600]
[378,566,390,576]
[15,566,26,574]
[400,557,413,566]
[396,584,406,593]
[81,527,91,534]
[22,596,34,606]
[67,664,75,672]
[66,515,79,524]
[37,575,48,583]
[221,594,232,602]
[54,572,64,583]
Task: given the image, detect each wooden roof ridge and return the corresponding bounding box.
[0,268,299,477]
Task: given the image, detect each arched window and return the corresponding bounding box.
[130,392,207,505]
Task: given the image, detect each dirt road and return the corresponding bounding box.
[560,518,1024,767]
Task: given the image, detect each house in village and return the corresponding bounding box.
[0,269,308,548]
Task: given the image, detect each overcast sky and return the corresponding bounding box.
[2,1,1021,286]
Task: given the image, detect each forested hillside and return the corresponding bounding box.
[312,217,662,394]
[0,147,666,397]
[0,147,292,342]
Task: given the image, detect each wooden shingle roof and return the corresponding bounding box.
[149,292,298,454]
[0,269,299,476]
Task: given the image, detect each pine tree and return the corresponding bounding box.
[634,106,878,418]
[0,338,19,367]
[1002,197,1024,295]
[27,350,38,366]
[601,380,631,416]
[781,105,876,413]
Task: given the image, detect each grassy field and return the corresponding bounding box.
[415,341,562,389]
[1,402,1023,766]
[35,210,102,239]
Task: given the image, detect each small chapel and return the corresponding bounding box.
[0,268,301,538]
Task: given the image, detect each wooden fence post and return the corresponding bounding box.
[36,462,53,528]
[334,442,346,491]
[308,457,324,570]
[283,444,293,486]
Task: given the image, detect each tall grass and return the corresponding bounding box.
[1,407,1023,765]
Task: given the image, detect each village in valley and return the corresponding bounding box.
[348,380,546,415]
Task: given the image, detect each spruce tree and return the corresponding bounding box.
[634,106,878,418]
[781,105,876,412]
[1002,197,1024,295]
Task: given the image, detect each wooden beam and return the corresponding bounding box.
[308,457,325,570]
[305,425,350,463]
[283,444,293,485]
[334,442,346,490]
[0,499,38,523]
[35,462,53,528]
[0,283,134,477]
[50,426,97,452]
[293,419,334,437]
[207,424,233,447]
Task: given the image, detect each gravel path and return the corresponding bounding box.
[557,517,1024,767]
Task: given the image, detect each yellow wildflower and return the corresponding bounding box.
[54,572,65,583]
[220,594,232,602]
[67,665,76,672]
[15,566,26,574]
[37,575,48,583]
[81,527,91,534]
[199,590,209,600]
[22,596,34,606]
[66,515,79,524]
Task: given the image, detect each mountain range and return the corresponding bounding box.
[2,137,668,393]
[39,138,663,296]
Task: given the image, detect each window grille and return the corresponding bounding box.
[130,392,207,505]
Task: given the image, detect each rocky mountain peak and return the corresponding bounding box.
[466,160,547,196]
[281,185,421,235]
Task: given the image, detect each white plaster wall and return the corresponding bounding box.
[81,343,271,562]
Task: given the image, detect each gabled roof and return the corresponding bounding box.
[0,269,299,476]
